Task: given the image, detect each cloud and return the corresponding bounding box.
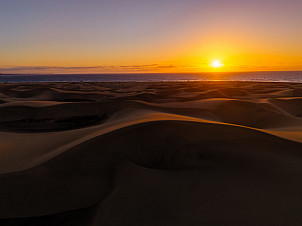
[0,64,193,74]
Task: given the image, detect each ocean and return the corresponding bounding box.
[0,71,302,83]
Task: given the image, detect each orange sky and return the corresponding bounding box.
[1,0,301,74]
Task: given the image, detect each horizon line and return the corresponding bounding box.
[1,70,302,76]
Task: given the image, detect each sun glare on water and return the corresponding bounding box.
[211,60,223,68]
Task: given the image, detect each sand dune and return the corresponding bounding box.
[0,81,302,225]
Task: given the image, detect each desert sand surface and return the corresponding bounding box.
[0,81,302,225]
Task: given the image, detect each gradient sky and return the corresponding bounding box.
[1,0,302,73]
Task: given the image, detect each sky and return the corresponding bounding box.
[1,0,302,74]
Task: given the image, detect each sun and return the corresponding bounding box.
[210,60,223,68]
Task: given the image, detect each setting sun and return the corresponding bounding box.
[210,60,224,68]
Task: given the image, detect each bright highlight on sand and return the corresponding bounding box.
[211,60,223,68]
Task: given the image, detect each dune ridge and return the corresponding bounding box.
[0,81,302,225]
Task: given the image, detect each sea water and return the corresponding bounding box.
[0,71,302,83]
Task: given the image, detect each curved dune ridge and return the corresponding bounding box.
[1,81,302,225]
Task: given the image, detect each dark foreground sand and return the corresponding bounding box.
[0,81,302,225]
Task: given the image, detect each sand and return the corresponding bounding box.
[0,81,302,225]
